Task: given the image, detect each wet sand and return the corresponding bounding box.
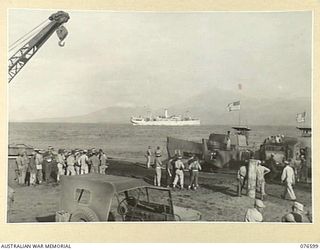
[7,158,312,223]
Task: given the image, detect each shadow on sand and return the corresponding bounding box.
[201,183,238,197]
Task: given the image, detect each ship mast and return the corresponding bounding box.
[238,84,242,125]
[164,109,168,118]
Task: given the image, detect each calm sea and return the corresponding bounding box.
[8,123,299,163]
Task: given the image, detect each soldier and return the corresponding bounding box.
[153,156,163,187]
[155,146,162,159]
[35,149,43,184]
[16,151,28,186]
[28,150,37,186]
[256,160,270,200]
[66,151,76,176]
[244,199,265,222]
[237,161,247,197]
[89,151,100,173]
[42,146,56,183]
[79,150,89,174]
[166,156,175,187]
[188,157,202,190]
[282,202,309,223]
[300,155,307,183]
[225,131,231,150]
[145,146,152,169]
[172,154,185,189]
[74,151,81,175]
[99,149,108,174]
[266,154,277,182]
[281,160,296,201]
[56,149,66,182]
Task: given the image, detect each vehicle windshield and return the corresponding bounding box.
[109,187,174,221]
[126,187,173,211]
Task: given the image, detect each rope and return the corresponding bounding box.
[9,18,49,52]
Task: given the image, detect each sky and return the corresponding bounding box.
[8,9,312,121]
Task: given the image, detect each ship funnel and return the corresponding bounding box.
[164,109,168,118]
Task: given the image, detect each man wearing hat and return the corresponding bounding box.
[300,154,307,183]
[89,151,100,173]
[99,149,108,174]
[282,202,308,223]
[244,199,265,222]
[153,146,163,186]
[166,155,176,187]
[145,146,152,169]
[155,146,162,158]
[266,154,277,182]
[79,150,89,174]
[42,146,56,183]
[28,150,37,186]
[15,151,29,185]
[66,151,76,176]
[237,161,247,197]
[74,151,81,175]
[56,149,66,182]
[35,149,43,184]
[256,160,270,200]
[281,160,296,201]
[153,154,163,187]
[172,154,185,189]
[188,156,202,190]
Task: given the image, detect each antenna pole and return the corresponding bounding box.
[239,84,242,126]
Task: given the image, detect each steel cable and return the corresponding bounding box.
[9,18,49,52]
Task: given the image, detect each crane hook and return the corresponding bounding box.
[58,40,65,47]
[56,25,68,47]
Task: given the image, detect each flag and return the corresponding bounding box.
[238,84,242,90]
[296,112,306,123]
[227,101,240,112]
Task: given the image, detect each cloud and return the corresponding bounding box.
[8,10,312,121]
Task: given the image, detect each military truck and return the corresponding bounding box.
[167,126,253,170]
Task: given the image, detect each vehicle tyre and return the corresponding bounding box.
[214,155,223,168]
[70,207,99,222]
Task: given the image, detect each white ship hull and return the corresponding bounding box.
[131,119,200,126]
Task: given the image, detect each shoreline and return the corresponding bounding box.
[7,157,312,223]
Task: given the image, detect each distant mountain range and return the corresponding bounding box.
[26,87,311,126]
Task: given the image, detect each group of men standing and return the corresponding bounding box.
[244,199,309,223]
[237,159,271,200]
[15,146,109,186]
[15,149,46,186]
[237,156,309,223]
[64,148,108,177]
[237,157,298,201]
[146,146,202,190]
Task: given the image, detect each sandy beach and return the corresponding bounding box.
[7,158,312,223]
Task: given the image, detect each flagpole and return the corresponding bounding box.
[238,84,241,126]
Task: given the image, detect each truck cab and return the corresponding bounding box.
[260,136,302,167]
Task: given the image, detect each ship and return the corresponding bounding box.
[130,109,200,126]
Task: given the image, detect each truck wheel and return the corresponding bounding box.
[70,208,99,222]
[214,155,223,168]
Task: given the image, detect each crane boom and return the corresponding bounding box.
[8,11,70,83]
